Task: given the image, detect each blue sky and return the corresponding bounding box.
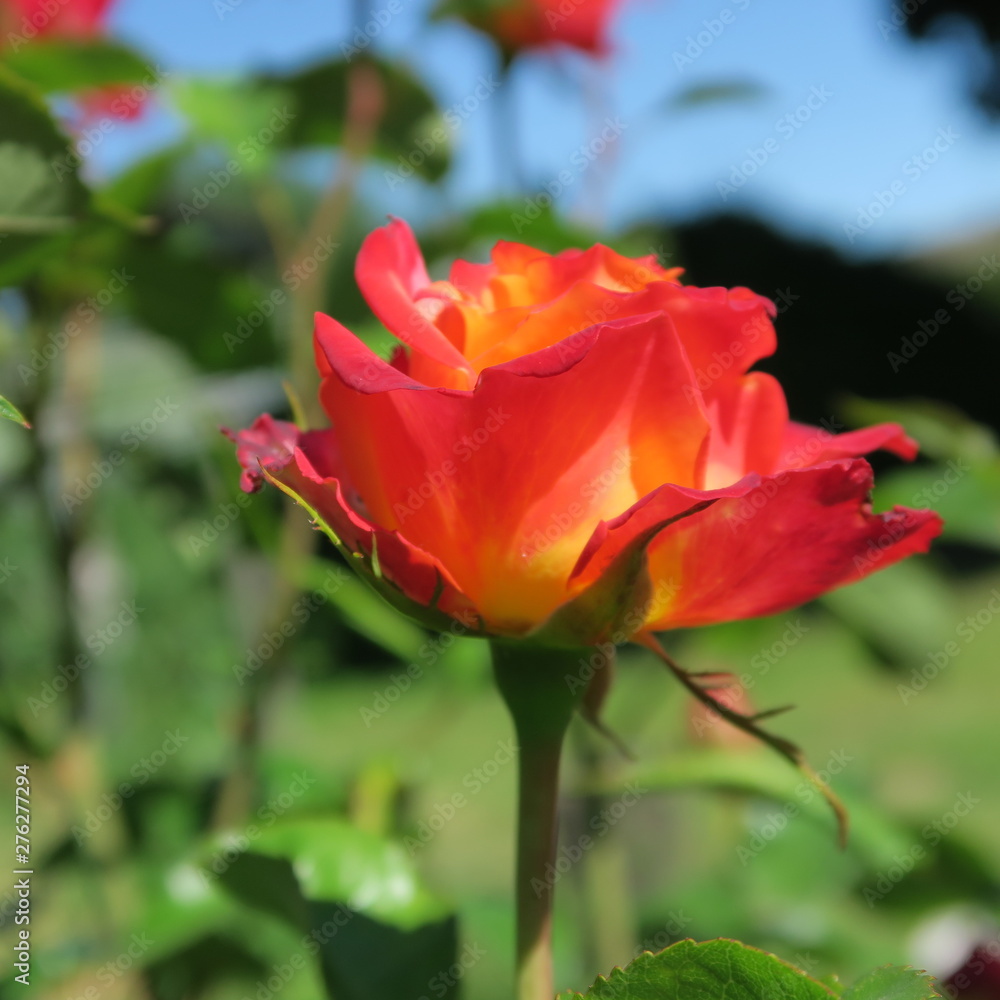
[102,0,1000,258]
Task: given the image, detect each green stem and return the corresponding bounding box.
[491,641,588,1000]
[572,727,636,975]
[514,720,563,999]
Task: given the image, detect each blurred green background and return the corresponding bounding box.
[2,0,1000,997]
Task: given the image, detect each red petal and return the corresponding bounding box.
[573,460,942,631]
[227,414,478,625]
[449,258,499,299]
[283,436,475,620]
[486,0,616,54]
[314,309,709,633]
[524,244,679,297]
[701,372,789,487]
[355,218,476,386]
[778,421,919,468]
[468,280,771,383]
[13,0,112,35]
[223,414,299,493]
[659,283,777,386]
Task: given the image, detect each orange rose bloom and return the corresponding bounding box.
[230,219,941,646]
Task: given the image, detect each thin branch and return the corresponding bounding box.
[636,632,849,848]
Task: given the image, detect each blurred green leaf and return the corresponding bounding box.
[103,145,186,214]
[669,80,769,110]
[872,462,1000,551]
[821,560,957,666]
[424,201,604,262]
[222,817,452,927]
[2,39,155,95]
[119,234,281,371]
[266,56,451,181]
[557,939,837,998]
[302,558,427,662]
[842,399,1000,550]
[0,66,90,284]
[843,398,998,465]
[842,965,942,1000]
[214,818,458,1000]
[172,57,451,182]
[0,392,30,427]
[170,78,293,178]
[141,861,242,962]
[599,747,913,872]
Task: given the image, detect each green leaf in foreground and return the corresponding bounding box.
[212,818,459,1000]
[558,939,837,999]
[842,965,942,1000]
[0,393,30,428]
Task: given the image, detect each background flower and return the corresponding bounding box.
[2,0,114,38]
[441,0,621,57]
